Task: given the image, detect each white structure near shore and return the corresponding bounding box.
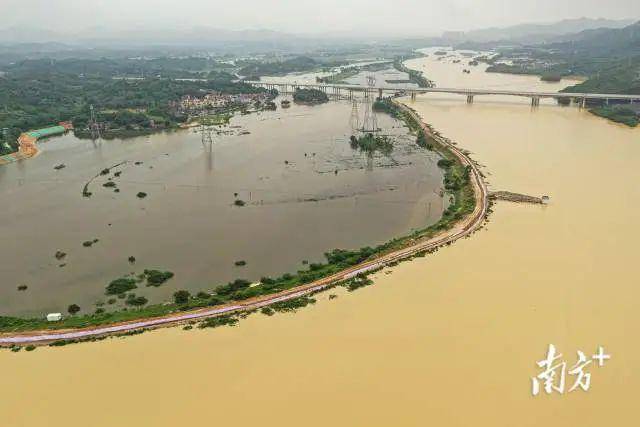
[46,313,63,322]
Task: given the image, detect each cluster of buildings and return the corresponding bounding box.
[172,91,271,113]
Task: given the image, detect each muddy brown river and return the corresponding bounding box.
[1,48,639,427]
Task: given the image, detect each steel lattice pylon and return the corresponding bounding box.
[349,98,360,131]
[200,111,214,146]
[89,105,101,141]
[360,73,378,133]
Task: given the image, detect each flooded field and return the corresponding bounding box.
[2,48,639,427]
[0,100,444,317]
[260,61,418,89]
[405,47,578,99]
[342,66,418,89]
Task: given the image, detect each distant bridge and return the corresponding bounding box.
[247,81,640,108]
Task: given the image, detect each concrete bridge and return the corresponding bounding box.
[247,81,640,108]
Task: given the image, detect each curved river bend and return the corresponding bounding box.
[1,48,639,427]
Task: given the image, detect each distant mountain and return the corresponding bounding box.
[0,26,297,45]
[547,21,640,56]
[444,17,636,45]
[482,20,640,95]
[0,27,64,44]
[0,26,375,57]
[80,27,296,45]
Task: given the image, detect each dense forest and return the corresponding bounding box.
[479,21,640,126]
[238,56,346,78]
[3,57,236,79]
[0,61,266,154]
[292,88,329,105]
[393,57,434,88]
[562,57,640,95]
[485,21,640,95]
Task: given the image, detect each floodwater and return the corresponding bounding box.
[342,66,418,89]
[257,60,397,85]
[0,100,444,317]
[2,48,640,427]
[260,61,417,89]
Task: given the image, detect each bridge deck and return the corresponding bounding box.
[248,81,640,101]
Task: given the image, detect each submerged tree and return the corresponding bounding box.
[349,133,393,156]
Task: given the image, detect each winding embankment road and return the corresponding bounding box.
[0,102,489,346]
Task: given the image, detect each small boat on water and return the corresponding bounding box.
[281,99,291,108]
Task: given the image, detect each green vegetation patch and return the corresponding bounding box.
[343,275,374,292]
[198,315,239,329]
[144,269,175,287]
[271,296,317,313]
[540,73,562,82]
[239,56,319,78]
[293,88,329,105]
[393,57,433,88]
[106,277,138,295]
[125,295,149,306]
[0,65,268,148]
[373,99,401,118]
[349,133,393,155]
[590,106,639,127]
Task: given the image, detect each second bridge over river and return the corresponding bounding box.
[247,81,640,108]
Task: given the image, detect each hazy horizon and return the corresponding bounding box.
[2,0,639,38]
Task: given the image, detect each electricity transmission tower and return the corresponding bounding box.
[89,105,101,140]
[349,98,360,131]
[360,73,378,133]
[200,111,214,146]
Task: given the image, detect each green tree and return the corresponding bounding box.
[173,290,191,304]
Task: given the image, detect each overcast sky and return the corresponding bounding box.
[2,0,639,35]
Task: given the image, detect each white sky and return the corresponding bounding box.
[2,0,639,35]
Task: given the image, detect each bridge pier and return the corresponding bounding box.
[245,82,639,108]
